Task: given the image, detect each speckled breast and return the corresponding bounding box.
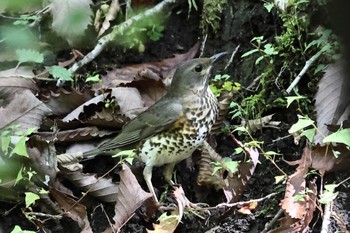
[138,89,219,168]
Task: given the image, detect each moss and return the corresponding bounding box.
[200,0,227,32]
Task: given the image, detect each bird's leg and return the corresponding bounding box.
[163,163,176,185]
[143,165,159,203]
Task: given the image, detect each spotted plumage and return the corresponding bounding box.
[82,53,226,202]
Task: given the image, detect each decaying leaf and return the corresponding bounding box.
[27,135,58,180]
[51,0,93,45]
[224,135,260,203]
[211,91,233,134]
[269,179,317,233]
[0,90,51,133]
[59,162,119,203]
[241,114,281,133]
[280,148,312,219]
[104,164,152,233]
[50,189,93,233]
[0,76,38,102]
[40,88,94,116]
[62,94,105,123]
[310,144,350,173]
[111,87,144,119]
[197,141,232,190]
[97,0,120,37]
[96,43,199,90]
[38,126,116,143]
[314,60,350,145]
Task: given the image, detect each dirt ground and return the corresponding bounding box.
[1,0,349,232]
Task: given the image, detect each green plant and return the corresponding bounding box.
[209,74,241,97]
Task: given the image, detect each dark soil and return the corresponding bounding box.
[1,0,349,232]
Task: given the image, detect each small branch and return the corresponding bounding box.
[57,0,176,86]
[216,192,278,208]
[261,209,284,233]
[286,50,323,94]
[24,212,63,219]
[224,44,240,70]
[320,201,332,233]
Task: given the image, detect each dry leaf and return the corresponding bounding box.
[103,164,152,233]
[27,135,58,180]
[38,126,116,142]
[50,189,93,233]
[59,162,119,203]
[51,0,93,45]
[314,60,350,145]
[224,135,260,203]
[0,76,38,102]
[111,87,144,119]
[97,0,120,37]
[62,94,104,122]
[96,43,199,89]
[280,147,312,219]
[0,90,51,133]
[41,88,94,116]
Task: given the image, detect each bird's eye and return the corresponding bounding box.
[194,64,203,72]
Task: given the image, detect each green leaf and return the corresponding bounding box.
[241,49,259,58]
[255,56,264,65]
[223,160,239,173]
[274,175,286,184]
[85,74,100,83]
[288,116,314,134]
[263,44,278,55]
[16,49,44,64]
[25,192,40,208]
[301,128,316,142]
[285,96,306,108]
[12,137,28,157]
[264,2,275,12]
[222,81,233,91]
[49,66,73,81]
[319,189,338,204]
[11,225,36,233]
[323,128,350,147]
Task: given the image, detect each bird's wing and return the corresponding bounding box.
[99,99,183,150]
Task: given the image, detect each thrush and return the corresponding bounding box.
[82,52,226,202]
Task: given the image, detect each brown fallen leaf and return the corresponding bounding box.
[26,135,58,180]
[59,162,119,203]
[0,90,51,133]
[0,76,38,101]
[103,164,152,233]
[40,88,94,116]
[38,126,116,143]
[268,179,317,233]
[314,60,350,145]
[97,0,120,38]
[224,134,260,203]
[280,147,312,219]
[50,189,93,233]
[95,43,199,90]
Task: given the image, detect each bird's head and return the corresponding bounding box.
[168,52,227,97]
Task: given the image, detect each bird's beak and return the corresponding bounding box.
[210,52,228,62]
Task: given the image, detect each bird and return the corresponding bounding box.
[82,52,226,202]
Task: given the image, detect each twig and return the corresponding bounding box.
[24,212,63,219]
[286,50,323,93]
[224,44,240,70]
[261,209,284,233]
[216,192,278,209]
[320,201,332,233]
[199,34,208,57]
[57,0,176,86]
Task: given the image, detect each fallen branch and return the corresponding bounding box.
[286,50,323,93]
[57,0,176,86]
